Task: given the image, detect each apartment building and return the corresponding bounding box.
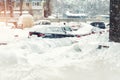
[14,0,46,19]
[0,0,49,20]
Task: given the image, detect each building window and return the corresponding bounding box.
[32,1,40,6]
[37,2,39,6]
[16,2,20,7]
[26,3,29,6]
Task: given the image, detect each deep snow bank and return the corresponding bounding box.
[0,23,120,80]
[0,37,74,66]
[0,31,120,80]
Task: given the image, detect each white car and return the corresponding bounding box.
[28,25,75,38]
[34,20,51,25]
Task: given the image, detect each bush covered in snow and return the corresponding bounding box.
[18,14,34,29]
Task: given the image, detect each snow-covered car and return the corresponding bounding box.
[90,22,106,29]
[68,22,81,31]
[28,25,75,38]
[72,22,94,36]
[90,22,108,33]
[34,20,51,25]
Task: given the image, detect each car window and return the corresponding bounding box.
[90,22,105,29]
[64,27,72,31]
[48,27,63,32]
[99,22,105,25]
[90,23,96,26]
[41,20,50,24]
[60,26,72,31]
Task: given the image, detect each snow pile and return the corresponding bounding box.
[0,22,120,80]
[73,22,93,34]
[18,14,34,28]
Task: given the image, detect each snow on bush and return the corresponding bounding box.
[18,14,34,29]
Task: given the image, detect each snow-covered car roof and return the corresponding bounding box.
[30,25,66,34]
[73,22,94,35]
[34,20,51,25]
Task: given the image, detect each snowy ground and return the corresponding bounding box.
[0,22,120,80]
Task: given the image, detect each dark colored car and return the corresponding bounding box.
[90,22,106,29]
[28,25,75,38]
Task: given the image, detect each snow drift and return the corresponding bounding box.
[0,22,120,80]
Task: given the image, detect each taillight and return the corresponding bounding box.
[76,35,81,38]
[29,32,32,36]
[91,31,95,34]
[38,33,45,37]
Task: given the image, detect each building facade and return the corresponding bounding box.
[14,0,46,19]
[0,0,46,19]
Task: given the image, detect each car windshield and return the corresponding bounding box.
[91,22,105,26]
[62,26,72,32]
[98,22,105,25]
[63,26,72,31]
